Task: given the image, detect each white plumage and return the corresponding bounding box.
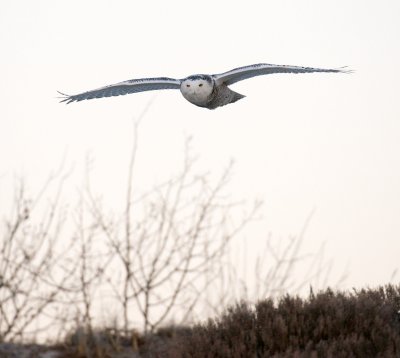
[59,63,350,109]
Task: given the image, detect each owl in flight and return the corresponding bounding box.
[59,63,350,110]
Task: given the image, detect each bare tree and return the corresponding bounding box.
[84,117,259,333]
[0,175,73,342]
[0,112,343,344]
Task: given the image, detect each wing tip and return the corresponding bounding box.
[57,91,77,104]
[335,66,355,74]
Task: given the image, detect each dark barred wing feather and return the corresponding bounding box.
[59,77,181,104]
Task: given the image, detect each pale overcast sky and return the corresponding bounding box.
[1,0,400,290]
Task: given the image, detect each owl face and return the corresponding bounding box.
[180,75,214,106]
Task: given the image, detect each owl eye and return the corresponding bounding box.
[199,83,203,87]
[186,84,190,87]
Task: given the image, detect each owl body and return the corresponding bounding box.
[179,75,245,109]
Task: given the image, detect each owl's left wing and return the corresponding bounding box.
[213,63,351,86]
[59,77,181,104]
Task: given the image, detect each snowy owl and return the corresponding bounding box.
[59,63,350,110]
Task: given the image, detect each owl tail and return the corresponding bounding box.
[231,90,246,103]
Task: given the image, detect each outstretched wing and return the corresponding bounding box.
[213,63,351,86]
[59,77,181,104]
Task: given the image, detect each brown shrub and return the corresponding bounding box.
[3,285,400,357]
[165,285,400,357]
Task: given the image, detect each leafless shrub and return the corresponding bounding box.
[0,174,71,342]
[202,212,348,319]
[0,111,344,347]
[251,216,347,299]
[0,125,259,343]
[82,118,260,333]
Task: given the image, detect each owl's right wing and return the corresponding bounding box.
[59,77,182,104]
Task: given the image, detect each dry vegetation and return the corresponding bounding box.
[2,121,378,357]
[166,285,400,357]
[1,286,400,357]
[0,145,257,343]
